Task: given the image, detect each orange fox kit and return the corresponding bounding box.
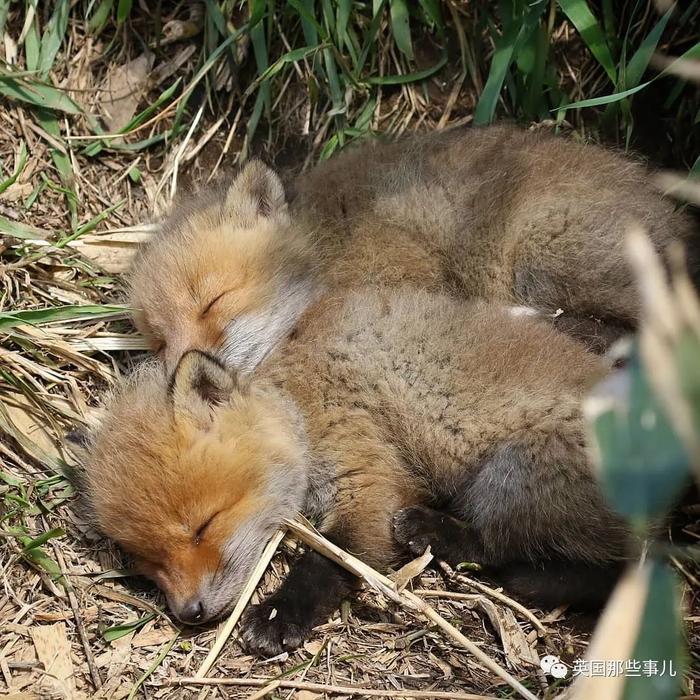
[77,290,630,655]
[130,125,693,370]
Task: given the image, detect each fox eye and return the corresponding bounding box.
[200,290,232,318]
[193,512,219,544]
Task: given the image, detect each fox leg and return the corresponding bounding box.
[242,411,421,657]
[240,544,355,657]
[392,504,487,565]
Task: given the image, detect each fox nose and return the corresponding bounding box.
[176,598,206,625]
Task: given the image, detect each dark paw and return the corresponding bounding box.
[392,505,441,557]
[240,599,310,657]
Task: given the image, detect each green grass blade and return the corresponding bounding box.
[247,45,322,93]
[418,0,442,26]
[295,0,319,45]
[0,74,83,114]
[622,5,673,90]
[0,214,48,239]
[367,50,447,85]
[562,41,700,111]
[36,108,77,229]
[356,0,386,76]
[0,142,28,196]
[88,0,114,35]
[103,613,157,643]
[22,528,65,552]
[474,0,547,125]
[623,562,684,700]
[24,0,40,72]
[288,0,328,41]
[558,0,617,83]
[117,0,132,23]
[38,0,69,78]
[0,0,11,36]
[0,304,127,331]
[390,0,414,60]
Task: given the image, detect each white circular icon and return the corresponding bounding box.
[540,655,569,678]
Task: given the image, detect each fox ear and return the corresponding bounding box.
[65,427,95,466]
[224,160,288,226]
[170,350,237,425]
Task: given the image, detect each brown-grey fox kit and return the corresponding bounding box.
[129,124,694,371]
[77,289,630,656]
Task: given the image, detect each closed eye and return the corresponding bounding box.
[193,512,219,544]
[200,290,234,318]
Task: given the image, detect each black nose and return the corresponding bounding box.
[177,598,205,624]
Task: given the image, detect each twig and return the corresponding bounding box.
[283,517,539,700]
[435,560,548,636]
[157,676,498,699]
[51,542,103,690]
[415,589,482,602]
[196,528,286,678]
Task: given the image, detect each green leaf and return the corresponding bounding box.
[367,50,447,85]
[588,348,690,526]
[88,0,114,35]
[117,0,132,23]
[0,214,48,239]
[417,0,442,27]
[676,331,700,440]
[390,0,413,60]
[621,5,673,91]
[0,304,127,331]
[38,0,69,77]
[474,0,547,125]
[103,613,156,642]
[0,75,83,114]
[622,561,684,700]
[22,528,65,551]
[24,2,40,72]
[561,41,700,111]
[558,0,617,83]
[36,108,77,229]
[248,0,267,27]
[22,545,64,582]
[249,45,322,90]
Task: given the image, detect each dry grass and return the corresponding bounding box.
[1,3,699,699]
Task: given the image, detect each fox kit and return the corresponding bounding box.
[129,125,693,371]
[77,290,630,656]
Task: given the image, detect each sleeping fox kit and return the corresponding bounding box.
[129,124,694,370]
[78,290,631,656]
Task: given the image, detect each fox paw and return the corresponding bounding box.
[392,505,442,558]
[241,600,310,657]
[393,505,480,566]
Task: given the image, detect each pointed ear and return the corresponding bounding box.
[224,160,288,226]
[170,351,238,426]
[65,427,96,466]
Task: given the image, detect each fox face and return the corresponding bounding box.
[76,354,307,624]
[129,162,317,374]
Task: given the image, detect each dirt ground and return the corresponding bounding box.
[1,6,699,700]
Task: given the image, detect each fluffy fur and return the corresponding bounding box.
[79,289,630,652]
[129,124,695,369]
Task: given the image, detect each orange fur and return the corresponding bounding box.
[79,290,628,627]
[129,125,695,370]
